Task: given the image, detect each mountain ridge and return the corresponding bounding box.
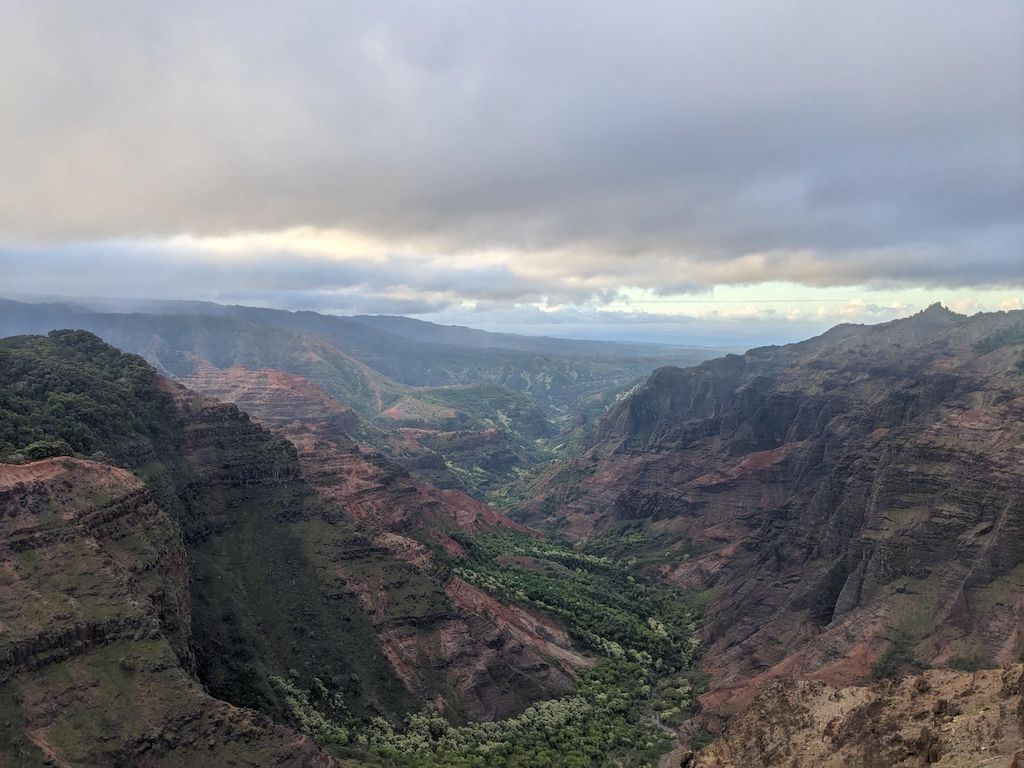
[523,307,1024,721]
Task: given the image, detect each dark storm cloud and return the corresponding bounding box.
[0,0,1021,289]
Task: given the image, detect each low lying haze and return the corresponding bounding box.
[2,1,1022,344]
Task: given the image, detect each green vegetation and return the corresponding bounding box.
[270,674,351,745]
[582,524,706,570]
[0,330,177,462]
[268,530,702,766]
[415,381,553,437]
[452,532,699,666]
[23,437,74,459]
[366,660,677,768]
[375,382,559,504]
[277,658,687,767]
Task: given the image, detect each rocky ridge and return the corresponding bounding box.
[525,307,1024,721]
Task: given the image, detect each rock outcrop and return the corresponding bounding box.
[694,664,1024,767]
[0,332,394,764]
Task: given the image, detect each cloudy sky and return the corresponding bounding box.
[2,1,1022,344]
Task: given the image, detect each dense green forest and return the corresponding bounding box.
[0,330,177,462]
[452,533,699,667]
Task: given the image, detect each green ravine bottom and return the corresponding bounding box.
[274,531,706,767]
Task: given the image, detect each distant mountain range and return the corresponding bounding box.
[0,296,733,501]
[0,297,732,411]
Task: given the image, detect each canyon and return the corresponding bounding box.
[1,305,1023,765]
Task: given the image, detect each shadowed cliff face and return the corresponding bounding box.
[0,332,387,763]
[0,457,335,767]
[524,306,1024,711]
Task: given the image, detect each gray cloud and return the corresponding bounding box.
[1,2,1022,280]
[0,241,607,312]
[3,239,1022,346]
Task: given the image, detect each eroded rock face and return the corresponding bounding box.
[525,307,1024,711]
[179,366,362,435]
[180,365,586,722]
[0,458,191,678]
[695,664,1024,768]
[0,457,334,767]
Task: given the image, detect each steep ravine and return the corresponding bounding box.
[6,311,1024,765]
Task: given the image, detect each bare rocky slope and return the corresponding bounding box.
[523,306,1024,745]
[693,664,1024,768]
